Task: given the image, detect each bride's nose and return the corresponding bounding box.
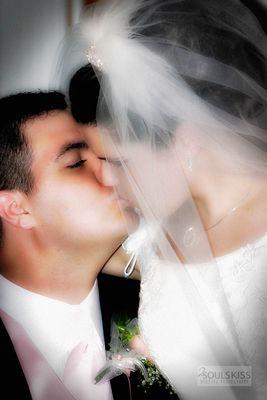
[99,161,119,187]
[87,151,119,187]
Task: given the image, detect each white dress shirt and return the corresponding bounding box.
[0,274,112,399]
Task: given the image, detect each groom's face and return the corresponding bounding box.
[23,111,133,248]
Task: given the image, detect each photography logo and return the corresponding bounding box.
[197,366,252,386]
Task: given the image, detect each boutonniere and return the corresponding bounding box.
[95,317,175,399]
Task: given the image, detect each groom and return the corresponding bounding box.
[0,91,138,400]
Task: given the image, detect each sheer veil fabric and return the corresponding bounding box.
[57,1,267,398]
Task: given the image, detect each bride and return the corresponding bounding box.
[63,0,267,398]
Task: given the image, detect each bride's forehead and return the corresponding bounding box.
[100,120,213,159]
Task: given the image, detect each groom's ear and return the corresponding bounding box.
[0,191,35,230]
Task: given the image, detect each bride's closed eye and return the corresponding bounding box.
[99,157,126,167]
[108,159,124,167]
[67,159,87,169]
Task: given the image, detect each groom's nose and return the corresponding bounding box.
[85,151,107,185]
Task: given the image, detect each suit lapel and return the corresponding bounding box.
[0,316,32,399]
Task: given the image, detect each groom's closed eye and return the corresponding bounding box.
[55,140,90,170]
[67,159,87,169]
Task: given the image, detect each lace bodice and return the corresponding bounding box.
[125,228,267,400]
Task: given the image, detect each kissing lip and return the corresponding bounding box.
[118,196,134,208]
[113,195,136,211]
[109,194,138,215]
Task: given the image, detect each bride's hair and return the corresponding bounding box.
[136,0,266,123]
[69,64,100,124]
[92,0,266,151]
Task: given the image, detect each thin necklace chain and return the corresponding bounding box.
[206,186,252,231]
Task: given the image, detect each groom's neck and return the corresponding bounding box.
[0,237,121,304]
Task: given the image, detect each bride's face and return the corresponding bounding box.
[86,124,193,222]
[104,138,190,220]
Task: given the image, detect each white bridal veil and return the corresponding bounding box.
[58,0,267,398]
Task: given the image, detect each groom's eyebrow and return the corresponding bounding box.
[56,141,89,160]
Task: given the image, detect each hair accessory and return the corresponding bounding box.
[86,44,103,71]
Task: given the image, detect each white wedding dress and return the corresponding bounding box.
[126,229,267,400]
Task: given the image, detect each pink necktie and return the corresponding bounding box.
[63,341,113,400]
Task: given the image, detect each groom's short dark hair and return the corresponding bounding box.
[0,91,67,242]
